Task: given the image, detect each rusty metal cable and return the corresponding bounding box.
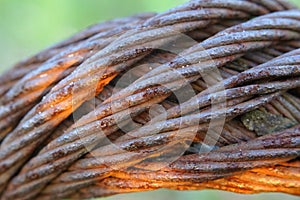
[38,124,300,199]
[1,0,289,196]
[22,48,300,200]
[67,160,300,199]
[0,13,155,141]
[0,14,155,97]
[0,0,300,199]
[3,9,300,199]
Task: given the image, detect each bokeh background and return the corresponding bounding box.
[0,0,300,200]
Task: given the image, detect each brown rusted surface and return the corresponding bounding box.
[0,0,300,199]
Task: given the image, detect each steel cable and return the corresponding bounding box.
[0,0,300,199]
[3,9,300,200]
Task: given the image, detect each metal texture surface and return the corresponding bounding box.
[0,0,299,199]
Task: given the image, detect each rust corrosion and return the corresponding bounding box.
[0,0,291,194]
[26,48,300,200]
[0,0,300,199]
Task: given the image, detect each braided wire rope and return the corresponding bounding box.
[32,47,300,199]
[0,0,300,199]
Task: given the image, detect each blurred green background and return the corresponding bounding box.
[0,0,300,200]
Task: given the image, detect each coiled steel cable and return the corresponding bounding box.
[39,124,300,199]
[0,0,286,196]
[4,9,300,199]
[1,0,300,199]
[0,14,155,142]
[27,48,300,199]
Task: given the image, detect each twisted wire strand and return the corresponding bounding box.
[63,11,300,145]
[5,10,300,199]
[1,1,300,199]
[0,19,232,99]
[38,43,300,149]
[28,46,299,198]
[39,125,300,199]
[37,50,299,198]
[7,14,152,70]
[67,161,300,199]
[0,14,154,142]
[0,0,281,197]
[26,46,254,150]
[36,59,300,198]
[34,11,300,167]
[153,48,300,123]
[0,19,237,105]
[0,14,153,97]
[0,0,258,138]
